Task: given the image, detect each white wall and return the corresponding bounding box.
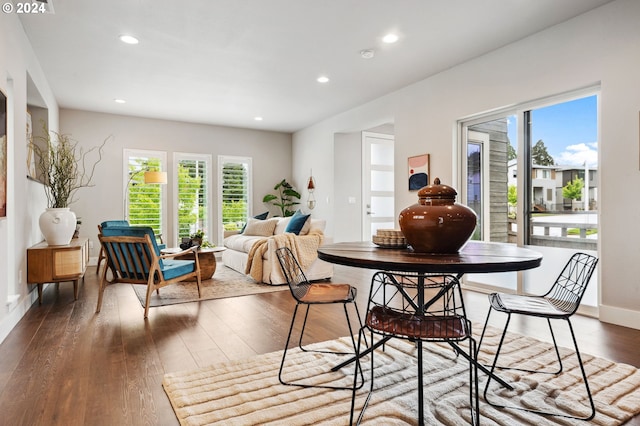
[0,13,59,342]
[292,0,640,329]
[60,109,292,254]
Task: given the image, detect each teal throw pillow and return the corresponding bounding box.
[285,210,311,235]
[240,212,269,234]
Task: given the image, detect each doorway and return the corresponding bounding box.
[362,132,395,241]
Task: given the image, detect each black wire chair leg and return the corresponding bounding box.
[352,299,369,349]
[484,316,596,421]
[565,318,596,420]
[279,303,301,386]
[545,318,563,374]
[344,303,365,390]
[487,315,564,375]
[483,313,512,401]
[417,339,424,426]
[282,302,364,390]
[351,328,375,426]
[298,304,312,352]
[469,337,480,426]
[350,326,370,425]
[477,305,494,352]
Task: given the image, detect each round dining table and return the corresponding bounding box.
[317,240,543,390]
[317,240,543,276]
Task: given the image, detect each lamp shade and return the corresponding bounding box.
[144,171,167,184]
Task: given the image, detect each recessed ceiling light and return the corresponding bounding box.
[254,116,263,121]
[119,35,139,45]
[317,76,330,83]
[382,33,399,44]
[114,99,126,104]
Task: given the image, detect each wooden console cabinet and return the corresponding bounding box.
[27,238,89,304]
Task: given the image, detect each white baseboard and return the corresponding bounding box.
[599,304,640,330]
[0,288,40,345]
[5,294,20,311]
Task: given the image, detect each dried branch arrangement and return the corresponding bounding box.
[30,125,109,208]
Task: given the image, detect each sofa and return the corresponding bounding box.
[221,214,334,285]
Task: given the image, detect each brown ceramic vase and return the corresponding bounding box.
[398,178,477,254]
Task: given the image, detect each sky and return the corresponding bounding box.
[507,95,598,167]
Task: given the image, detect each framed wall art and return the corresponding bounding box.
[408,153,430,191]
[0,88,7,218]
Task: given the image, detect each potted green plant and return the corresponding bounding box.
[190,229,205,247]
[262,179,301,217]
[30,125,108,245]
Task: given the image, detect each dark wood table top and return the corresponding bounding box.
[318,240,542,274]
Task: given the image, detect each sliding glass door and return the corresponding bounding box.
[459,91,599,310]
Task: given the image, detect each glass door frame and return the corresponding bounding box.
[465,130,491,242]
[457,115,524,294]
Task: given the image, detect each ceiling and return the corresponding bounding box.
[19,0,613,133]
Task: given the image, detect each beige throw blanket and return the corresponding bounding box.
[245,231,324,282]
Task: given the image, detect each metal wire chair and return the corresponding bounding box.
[276,246,365,390]
[350,272,479,426]
[478,252,598,420]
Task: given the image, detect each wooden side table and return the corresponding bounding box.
[27,238,89,304]
[161,246,226,280]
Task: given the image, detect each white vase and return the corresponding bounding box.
[39,208,77,246]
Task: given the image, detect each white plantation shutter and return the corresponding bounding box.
[175,153,211,242]
[218,156,252,242]
[124,150,166,237]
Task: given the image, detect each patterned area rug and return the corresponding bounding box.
[163,324,640,425]
[131,264,288,307]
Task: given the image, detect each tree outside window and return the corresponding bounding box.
[562,177,584,203]
[218,156,252,238]
[176,160,207,240]
[127,157,163,237]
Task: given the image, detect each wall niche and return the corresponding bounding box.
[26,72,48,183]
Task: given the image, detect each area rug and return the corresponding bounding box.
[132,264,288,308]
[162,324,640,425]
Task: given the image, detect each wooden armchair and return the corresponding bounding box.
[96,225,201,318]
[96,220,165,275]
[96,220,129,275]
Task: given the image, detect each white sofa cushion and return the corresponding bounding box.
[224,234,266,252]
[274,216,316,235]
[273,217,291,234]
[302,219,326,235]
[242,217,278,236]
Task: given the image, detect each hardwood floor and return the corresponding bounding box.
[0,265,638,425]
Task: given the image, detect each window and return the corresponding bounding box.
[174,153,211,243]
[123,149,166,237]
[217,156,252,243]
[459,90,598,309]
